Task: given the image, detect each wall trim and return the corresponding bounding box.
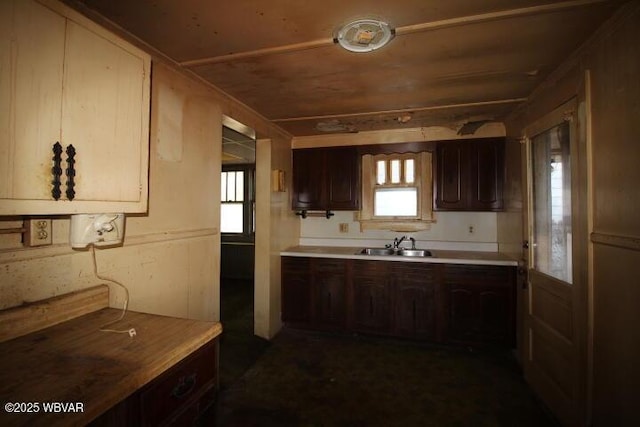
[591,232,640,252]
[0,228,218,264]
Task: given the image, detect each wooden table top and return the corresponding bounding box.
[0,307,222,426]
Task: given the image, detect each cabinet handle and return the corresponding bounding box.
[295,210,335,219]
[171,373,197,399]
[51,142,63,200]
[65,145,76,201]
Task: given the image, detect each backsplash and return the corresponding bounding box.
[299,211,498,252]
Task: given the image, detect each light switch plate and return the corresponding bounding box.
[26,219,53,247]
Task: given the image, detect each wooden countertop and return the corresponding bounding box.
[281,245,519,266]
[0,288,222,427]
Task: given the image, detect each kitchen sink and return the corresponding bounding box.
[397,249,433,257]
[358,248,396,256]
[357,248,433,257]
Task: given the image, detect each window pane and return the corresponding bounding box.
[532,121,572,283]
[235,171,244,202]
[221,203,244,233]
[404,159,415,183]
[390,160,401,183]
[221,172,227,201]
[376,160,386,185]
[374,187,417,216]
[226,172,236,201]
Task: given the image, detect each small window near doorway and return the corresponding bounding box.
[221,166,255,238]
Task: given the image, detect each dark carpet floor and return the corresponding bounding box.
[209,279,557,427]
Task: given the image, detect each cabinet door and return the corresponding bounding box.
[447,284,477,342]
[434,138,505,211]
[444,265,515,346]
[281,257,312,324]
[434,142,467,210]
[292,149,325,210]
[469,139,504,210]
[0,0,65,202]
[448,284,511,344]
[62,19,148,205]
[312,258,347,330]
[352,261,392,334]
[326,147,360,210]
[292,147,361,211]
[393,263,439,341]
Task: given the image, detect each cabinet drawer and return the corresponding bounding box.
[443,265,512,285]
[313,258,346,273]
[140,340,217,426]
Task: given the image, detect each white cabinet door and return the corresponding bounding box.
[62,20,147,203]
[0,0,150,215]
[0,0,65,202]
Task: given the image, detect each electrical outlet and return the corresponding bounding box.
[26,219,52,247]
[468,225,474,234]
[339,223,349,233]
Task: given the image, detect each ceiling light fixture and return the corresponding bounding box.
[334,19,395,53]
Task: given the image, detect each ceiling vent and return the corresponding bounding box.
[334,19,394,53]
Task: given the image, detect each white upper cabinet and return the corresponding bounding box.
[0,0,151,215]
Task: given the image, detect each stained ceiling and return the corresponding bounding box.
[65,0,625,136]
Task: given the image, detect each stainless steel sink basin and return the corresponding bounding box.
[358,248,395,256]
[397,249,433,257]
[358,248,433,257]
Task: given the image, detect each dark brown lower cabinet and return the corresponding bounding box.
[352,260,393,335]
[393,263,440,341]
[280,256,516,347]
[444,265,516,346]
[312,258,347,330]
[281,256,312,325]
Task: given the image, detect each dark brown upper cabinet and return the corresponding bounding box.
[292,146,360,211]
[434,138,505,211]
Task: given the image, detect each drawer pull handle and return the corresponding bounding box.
[171,373,197,399]
[51,142,63,200]
[65,144,76,201]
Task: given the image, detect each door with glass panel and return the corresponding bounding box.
[524,98,586,426]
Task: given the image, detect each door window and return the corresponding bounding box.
[531,121,572,283]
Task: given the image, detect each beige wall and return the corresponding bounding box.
[587,4,640,423]
[505,3,640,424]
[255,137,299,338]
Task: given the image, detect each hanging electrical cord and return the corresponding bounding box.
[91,245,135,336]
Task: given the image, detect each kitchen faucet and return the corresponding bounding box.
[392,236,406,249]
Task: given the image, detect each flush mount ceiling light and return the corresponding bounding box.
[334,19,395,53]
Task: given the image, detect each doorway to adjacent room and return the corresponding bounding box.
[219,116,269,389]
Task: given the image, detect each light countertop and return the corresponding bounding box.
[281,245,519,267]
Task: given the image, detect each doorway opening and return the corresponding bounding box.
[219,116,269,389]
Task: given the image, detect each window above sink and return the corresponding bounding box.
[357,151,435,232]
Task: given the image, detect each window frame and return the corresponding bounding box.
[358,151,435,232]
[221,164,255,242]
